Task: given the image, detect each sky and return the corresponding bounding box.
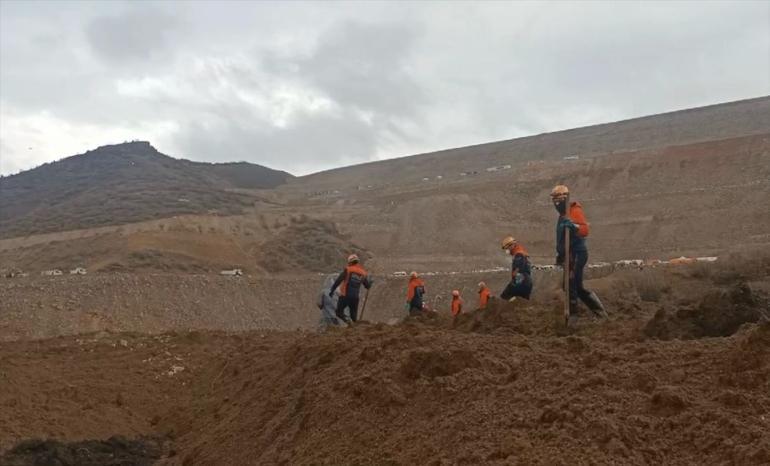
[1,0,768,176]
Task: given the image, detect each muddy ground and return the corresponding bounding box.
[1,260,769,465]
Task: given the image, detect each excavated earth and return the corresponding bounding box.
[1,260,769,465]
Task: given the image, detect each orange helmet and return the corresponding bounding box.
[550,185,569,200]
[347,254,359,264]
[452,289,460,297]
[501,236,516,250]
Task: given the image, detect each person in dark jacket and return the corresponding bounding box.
[330,254,372,323]
[551,184,606,326]
[405,271,426,316]
[317,275,343,331]
[500,236,533,301]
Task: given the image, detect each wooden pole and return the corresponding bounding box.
[563,214,571,326]
[358,287,370,321]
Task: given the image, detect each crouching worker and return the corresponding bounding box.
[317,275,342,331]
[477,281,491,310]
[330,254,372,323]
[405,271,426,316]
[451,290,463,321]
[500,236,533,301]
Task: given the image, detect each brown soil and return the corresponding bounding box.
[1,268,768,465]
[643,282,767,340]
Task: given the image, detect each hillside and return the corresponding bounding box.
[0,141,293,238]
[293,96,770,189]
[0,98,768,275]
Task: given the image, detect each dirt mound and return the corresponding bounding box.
[643,283,765,340]
[452,298,523,333]
[3,319,770,465]
[143,320,769,465]
[0,436,167,466]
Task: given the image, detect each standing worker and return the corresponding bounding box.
[330,254,372,323]
[500,236,533,301]
[405,271,426,317]
[451,289,463,320]
[477,281,491,310]
[550,185,606,326]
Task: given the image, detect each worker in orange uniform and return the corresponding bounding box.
[550,185,606,326]
[500,236,533,301]
[477,281,491,309]
[330,254,372,323]
[451,289,463,320]
[405,271,426,316]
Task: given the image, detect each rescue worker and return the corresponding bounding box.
[330,254,372,323]
[550,185,606,326]
[405,271,426,316]
[500,236,533,300]
[477,281,491,310]
[317,274,343,331]
[451,289,463,320]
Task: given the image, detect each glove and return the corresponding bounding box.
[559,218,577,231]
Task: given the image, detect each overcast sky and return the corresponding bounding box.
[1,0,768,176]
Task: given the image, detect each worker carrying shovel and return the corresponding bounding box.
[500,236,533,301]
[330,254,372,323]
[551,185,607,327]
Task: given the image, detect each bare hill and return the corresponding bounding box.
[0,141,293,238]
[294,96,770,189]
[0,98,768,274]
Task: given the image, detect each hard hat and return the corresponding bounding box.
[550,185,569,200]
[452,290,460,297]
[501,236,516,250]
[478,281,486,289]
[347,254,359,264]
[410,271,418,278]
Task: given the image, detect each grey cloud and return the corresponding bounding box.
[296,21,428,117]
[1,1,768,176]
[86,7,179,63]
[174,108,378,173]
